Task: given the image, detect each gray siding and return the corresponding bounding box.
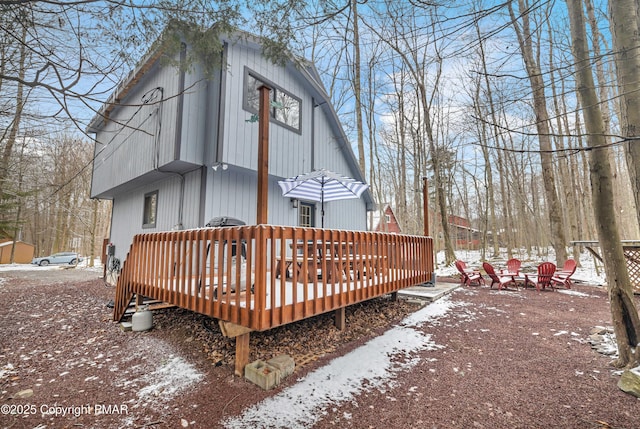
[203,167,366,230]
[312,103,356,177]
[178,62,209,164]
[91,56,194,198]
[109,169,203,261]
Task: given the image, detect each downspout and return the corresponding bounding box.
[174,42,187,161]
[199,42,226,226]
[214,42,228,164]
[156,42,187,229]
[311,98,316,170]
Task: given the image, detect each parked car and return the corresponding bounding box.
[31,252,83,266]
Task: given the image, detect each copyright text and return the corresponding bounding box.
[1,403,129,417]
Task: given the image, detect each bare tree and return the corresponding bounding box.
[365,1,456,261]
[609,0,640,230]
[508,0,568,264]
[566,0,640,368]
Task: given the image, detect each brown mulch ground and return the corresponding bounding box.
[1,268,639,429]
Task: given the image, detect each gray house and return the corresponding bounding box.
[88,30,373,264]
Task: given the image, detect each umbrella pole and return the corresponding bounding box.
[321,186,324,228]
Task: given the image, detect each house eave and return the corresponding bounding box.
[91,160,201,199]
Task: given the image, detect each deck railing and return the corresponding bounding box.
[113,225,434,331]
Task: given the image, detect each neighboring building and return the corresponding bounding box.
[0,240,35,264]
[88,29,373,264]
[372,204,402,234]
[448,215,480,249]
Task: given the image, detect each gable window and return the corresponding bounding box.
[298,202,315,227]
[143,191,158,228]
[385,214,391,223]
[244,67,301,133]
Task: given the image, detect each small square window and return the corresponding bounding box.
[143,191,158,228]
[299,202,315,227]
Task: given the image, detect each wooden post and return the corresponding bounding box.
[423,176,435,285]
[422,177,429,237]
[235,332,250,377]
[256,85,271,225]
[335,307,346,330]
[245,84,271,374]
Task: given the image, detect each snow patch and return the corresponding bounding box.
[558,289,591,297]
[222,297,457,429]
[0,363,15,379]
[136,356,203,404]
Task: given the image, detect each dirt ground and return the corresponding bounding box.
[1,267,639,429]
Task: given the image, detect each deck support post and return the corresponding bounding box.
[235,332,250,377]
[334,307,346,330]
[390,291,398,301]
[135,294,143,308]
[219,321,253,377]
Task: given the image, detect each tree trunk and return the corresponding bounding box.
[609,0,640,229]
[473,16,501,257]
[509,0,568,264]
[351,0,366,175]
[547,19,580,256]
[567,0,640,368]
[0,23,27,187]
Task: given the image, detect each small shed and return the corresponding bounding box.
[0,240,35,264]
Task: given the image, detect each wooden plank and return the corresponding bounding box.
[235,333,250,377]
[335,307,346,331]
[219,320,254,338]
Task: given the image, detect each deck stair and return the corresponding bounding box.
[121,296,176,319]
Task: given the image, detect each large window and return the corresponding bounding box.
[142,191,158,228]
[244,68,301,133]
[299,202,315,227]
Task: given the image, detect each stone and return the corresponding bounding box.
[267,354,295,379]
[14,389,33,398]
[590,326,613,335]
[244,360,281,390]
[617,367,640,398]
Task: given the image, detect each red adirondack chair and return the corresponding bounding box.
[483,262,517,290]
[455,260,484,287]
[525,262,557,292]
[505,258,522,275]
[552,259,576,289]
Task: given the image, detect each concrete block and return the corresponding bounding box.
[120,322,132,332]
[267,354,295,379]
[244,360,281,390]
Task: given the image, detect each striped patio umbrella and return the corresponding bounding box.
[278,168,369,228]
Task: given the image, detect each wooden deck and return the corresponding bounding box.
[113,225,434,374]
